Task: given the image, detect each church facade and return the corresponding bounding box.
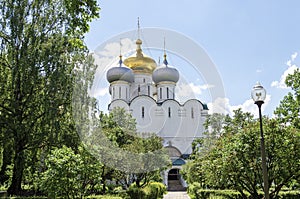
[106,37,208,189]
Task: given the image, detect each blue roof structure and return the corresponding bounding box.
[172,158,186,166]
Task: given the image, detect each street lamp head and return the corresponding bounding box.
[251,82,266,104]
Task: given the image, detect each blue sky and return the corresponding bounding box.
[84,0,300,117]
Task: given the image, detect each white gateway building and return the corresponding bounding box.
[106,38,208,190]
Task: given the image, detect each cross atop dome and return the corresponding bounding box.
[123,18,157,74]
[163,37,168,67]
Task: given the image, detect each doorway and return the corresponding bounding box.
[167,169,185,191]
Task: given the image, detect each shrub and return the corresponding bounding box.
[126,182,166,199]
[37,146,103,198]
[126,185,146,199]
[86,195,123,199]
[147,182,167,199]
[188,182,201,199]
[188,183,249,199]
[189,187,300,199]
[196,189,247,199]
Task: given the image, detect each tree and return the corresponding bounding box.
[82,107,170,192]
[182,113,227,187]
[0,0,99,195]
[124,134,169,188]
[38,146,103,198]
[185,110,300,199]
[275,69,300,129]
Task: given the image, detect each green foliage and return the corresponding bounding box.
[100,107,137,148]
[126,182,166,199]
[184,109,300,199]
[184,70,300,199]
[38,146,103,198]
[147,182,167,199]
[0,197,47,199]
[0,194,124,199]
[87,108,170,191]
[86,196,123,199]
[127,185,146,199]
[0,0,100,195]
[188,188,300,199]
[275,69,300,129]
[278,190,300,199]
[188,182,250,199]
[196,189,247,199]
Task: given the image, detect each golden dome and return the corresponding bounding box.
[123,39,157,74]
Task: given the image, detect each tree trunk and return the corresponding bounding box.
[101,166,106,194]
[7,142,25,196]
[0,141,13,184]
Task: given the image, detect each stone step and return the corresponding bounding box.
[168,180,186,191]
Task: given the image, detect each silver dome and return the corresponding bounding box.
[152,66,179,84]
[106,66,134,83]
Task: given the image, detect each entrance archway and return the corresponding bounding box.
[167,168,186,191]
[168,168,180,180]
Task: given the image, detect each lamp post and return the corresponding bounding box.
[251,82,269,199]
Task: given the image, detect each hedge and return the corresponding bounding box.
[0,196,121,199]
[188,183,300,199]
[86,195,123,199]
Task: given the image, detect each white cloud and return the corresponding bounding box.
[271,52,299,89]
[97,38,136,58]
[207,97,231,115]
[291,52,298,61]
[208,95,271,118]
[92,38,136,75]
[176,82,214,102]
[90,87,109,98]
[189,83,214,94]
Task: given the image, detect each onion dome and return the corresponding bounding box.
[152,54,179,84]
[106,55,134,83]
[123,39,157,74]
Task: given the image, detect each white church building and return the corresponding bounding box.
[106,37,208,190]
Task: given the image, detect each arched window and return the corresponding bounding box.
[138,85,140,93]
[167,87,169,99]
[191,107,194,119]
[168,107,171,118]
[119,87,121,98]
[142,106,145,118]
[160,88,162,99]
[148,85,150,96]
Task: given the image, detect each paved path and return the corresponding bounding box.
[163,191,191,199]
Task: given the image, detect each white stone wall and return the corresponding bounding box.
[156,81,176,102]
[110,80,130,102]
[109,97,207,155]
[130,73,155,99]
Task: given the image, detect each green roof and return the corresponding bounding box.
[172,158,186,166]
